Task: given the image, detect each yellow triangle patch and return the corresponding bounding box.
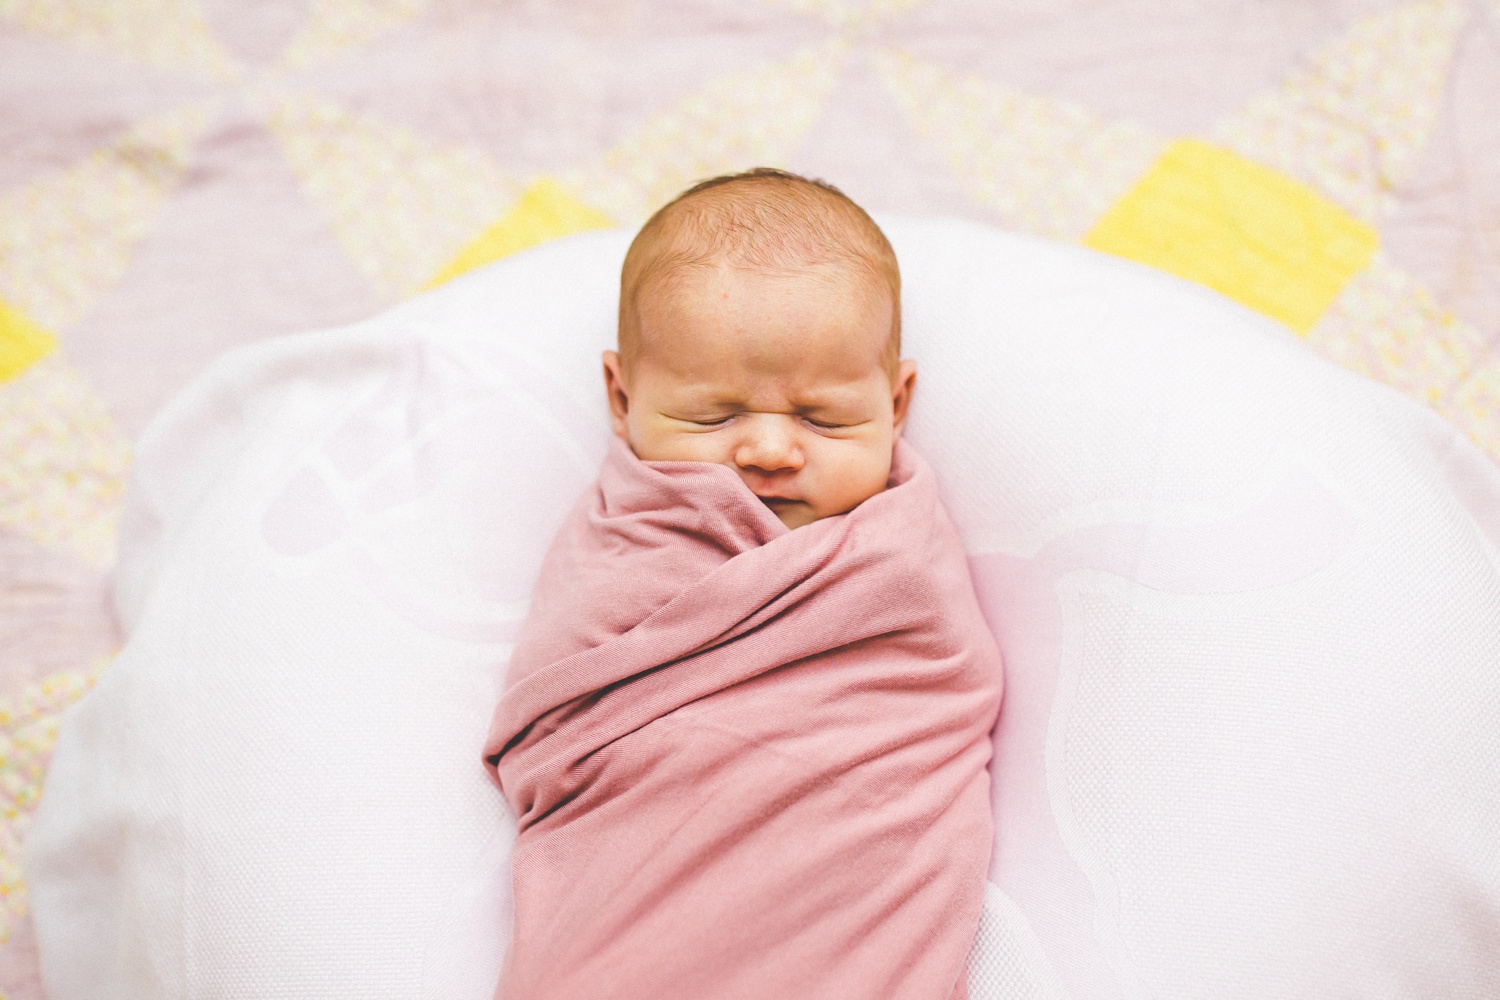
[0,298,58,382]
[1085,139,1378,333]
[425,178,615,291]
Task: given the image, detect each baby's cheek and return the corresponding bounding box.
[629,425,724,465]
[815,440,892,515]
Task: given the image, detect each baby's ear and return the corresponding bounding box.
[891,359,918,435]
[602,350,631,437]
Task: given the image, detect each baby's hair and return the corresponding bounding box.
[618,168,902,376]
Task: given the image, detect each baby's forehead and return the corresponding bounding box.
[631,265,895,385]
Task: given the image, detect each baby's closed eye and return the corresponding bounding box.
[661,411,870,434]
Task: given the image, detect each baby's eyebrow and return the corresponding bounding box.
[679,396,866,416]
[668,380,874,414]
[670,389,741,410]
[792,387,871,413]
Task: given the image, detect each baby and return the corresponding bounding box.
[485,170,1002,1000]
[602,168,916,531]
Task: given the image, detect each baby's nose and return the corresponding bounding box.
[733,416,803,473]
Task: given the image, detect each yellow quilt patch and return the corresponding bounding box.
[1084,139,1377,333]
[425,177,615,291]
[0,299,58,382]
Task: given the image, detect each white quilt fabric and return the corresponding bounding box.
[26,219,1500,999]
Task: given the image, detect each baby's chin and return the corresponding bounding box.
[759,497,824,530]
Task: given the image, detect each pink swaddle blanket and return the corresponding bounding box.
[484,438,1003,999]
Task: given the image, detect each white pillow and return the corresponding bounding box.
[26,219,1500,999]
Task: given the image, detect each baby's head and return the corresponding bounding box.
[604,168,916,530]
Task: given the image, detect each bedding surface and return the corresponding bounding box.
[18,220,1500,998]
[486,438,1002,1000]
[3,0,1499,991]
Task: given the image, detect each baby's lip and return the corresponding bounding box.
[756,495,800,506]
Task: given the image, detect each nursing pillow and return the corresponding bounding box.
[26,219,1500,999]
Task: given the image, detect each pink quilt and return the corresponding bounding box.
[485,439,1003,999]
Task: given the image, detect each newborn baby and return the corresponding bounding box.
[485,170,1003,1000]
[601,169,916,530]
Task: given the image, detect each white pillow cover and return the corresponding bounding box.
[26,219,1500,999]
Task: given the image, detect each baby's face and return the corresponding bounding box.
[605,263,915,530]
